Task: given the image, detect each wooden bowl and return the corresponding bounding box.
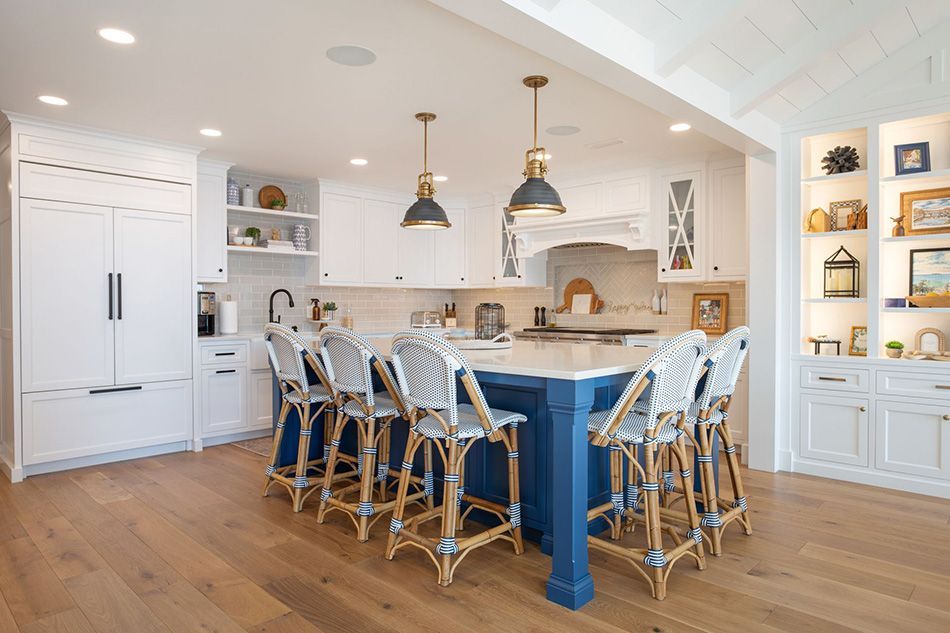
[906,295,950,308]
[258,185,286,210]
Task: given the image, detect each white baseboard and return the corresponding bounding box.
[202,428,270,448]
[793,458,950,499]
[21,441,189,480]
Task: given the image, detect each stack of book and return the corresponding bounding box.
[260,240,296,252]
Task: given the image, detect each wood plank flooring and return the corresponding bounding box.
[0,445,948,632]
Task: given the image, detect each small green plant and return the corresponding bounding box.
[885,340,904,350]
[244,226,261,239]
[270,198,285,209]
[323,301,337,312]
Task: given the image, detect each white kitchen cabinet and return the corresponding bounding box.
[113,208,192,385]
[875,400,950,481]
[658,170,703,281]
[494,204,546,287]
[200,366,247,436]
[196,160,230,283]
[362,199,400,285]
[466,204,495,287]
[250,369,274,429]
[708,163,746,280]
[320,192,363,284]
[19,199,115,392]
[434,208,467,287]
[800,393,869,467]
[397,218,435,287]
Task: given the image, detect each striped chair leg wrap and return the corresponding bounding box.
[357,452,363,476]
[320,487,332,501]
[663,470,675,492]
[444,473,460,484]
[641,482,660,492]
[323,444,330,462]
[625,484,639,511]
[331,438,341,447]
[300,428,312,437]
[510,421,519,429]
[356,501,375,516]
[644,548,668,567]
[423,471,434,497]
[376,462,389,482]
[276,421,285,429]
[687,527,703,544]
[437,537,459,555]
[701,511,722,527]
[611,491,624,515]
[264,464,276,476]
[507,502,521,528]
[293,476,309,489]
[696,454,714,463]
[389,517,404,535]
[680,469,691,479]
[732,496,748,512]
[507,451,519,460]
[725,445,737,454]
[456,486,465,507]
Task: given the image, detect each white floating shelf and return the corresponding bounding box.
[226,204,319,221]
[880,232,950,243]
[802,298,866,304]
[801,170,868,185]
[801,229,867,239]
[879,167,950,185]
[882,307,950,314]
[227,245,318,257]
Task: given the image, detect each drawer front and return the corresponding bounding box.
[200,342,248,366]
[877,370,950,402]
[20,162,191,215]
[22,380,192,465]
[800,365,869,393]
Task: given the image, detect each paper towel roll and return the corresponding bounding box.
[219,301,238,334]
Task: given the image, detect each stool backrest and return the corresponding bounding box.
[319,326,404,413]
[264,323,311,395]
[390,330,497,435]
[592,330,707,437]
[696,326,750,412]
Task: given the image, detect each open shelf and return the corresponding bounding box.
[801,170,868,185]
[226,245,318,257]
[802,298,866,304]
[882,307,950,313]
[881,232,950,243]
[801,229,867,239]
[227,204,319,221]
[879,166,950,185]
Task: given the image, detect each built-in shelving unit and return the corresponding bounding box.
[801,229,867,239]
[226,245,319,257]
[226,204,319,221]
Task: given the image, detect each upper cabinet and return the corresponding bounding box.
[320,191,364,285]
[196,160,231,283]
[434,208,466,287]
[659,169,703,281]
[466,204,495,288]
[495,204,546,287]
[708,162,747,280]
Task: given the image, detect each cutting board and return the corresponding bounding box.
[556,278,604,314]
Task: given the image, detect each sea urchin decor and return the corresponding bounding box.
[821,145,860,175]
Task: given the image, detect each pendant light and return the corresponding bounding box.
[401,112,450,230]
[507,75,566,218]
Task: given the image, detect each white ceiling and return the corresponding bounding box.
[0,0,735,196]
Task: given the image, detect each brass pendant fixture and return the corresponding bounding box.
[401,112,450,230]
[507,75,566,218]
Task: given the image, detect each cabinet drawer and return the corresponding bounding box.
[22,381,192,465]
[800,365,869,393]
[200,342,248,366]
[877,370,950,401]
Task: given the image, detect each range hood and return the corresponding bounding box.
[510,210,651,257]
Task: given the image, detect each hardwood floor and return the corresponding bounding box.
[0,445,948,632]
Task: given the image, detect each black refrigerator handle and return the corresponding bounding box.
[116,273,123,320]
[107,273,113,320]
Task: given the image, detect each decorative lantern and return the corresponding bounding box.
[475,303,506,340]
[824,245,860,298]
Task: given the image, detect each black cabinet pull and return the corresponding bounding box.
[713,266,719,271]
[661,268,667,272]
[218,268,223,273]
[116,273,123,320]
[89,385,142,395]
[214,352,236,357]
[107,273,113,320]
[461,277,465,281]
[324,272,328,277]
[216,369,236,374]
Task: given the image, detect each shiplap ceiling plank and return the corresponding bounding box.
[808,51,857,94]
[838,31,888,76]
[653,0,758,76]
[745,0,814,53]
[586,0,678,38]
[790,0,838,28]
[712,17,784,75]
[778,74,826,110]
[687,42,751,91]
[729,0,893,116]
[755,94,801,122]
[871,6,919,55]
[905,0,950,35]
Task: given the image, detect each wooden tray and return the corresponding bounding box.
[556,278,605,314]
[259,185,286,210]
[906,295,950,308]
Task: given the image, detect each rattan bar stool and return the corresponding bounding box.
[386,330,525,587]
[587,330,708,601]
[655,326,752,556]
[317,327,431,542]
[262,323,338,512]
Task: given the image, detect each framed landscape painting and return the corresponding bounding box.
[901,187,950,236]
[909,248,950,296]
[691,293,728,335]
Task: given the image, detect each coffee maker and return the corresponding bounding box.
[197,291,216,336]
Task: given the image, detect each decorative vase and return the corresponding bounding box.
[885,348,902,359]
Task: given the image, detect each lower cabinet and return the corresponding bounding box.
[249,369,274,429]
[800,393,869,467]
[23,380,192,465]
[876,400,950,481]
[200,366,247,436]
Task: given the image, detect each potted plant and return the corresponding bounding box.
[270,197,286,210]
[885,340,904,359]
[244,226,261,246]
[323,301,337,320]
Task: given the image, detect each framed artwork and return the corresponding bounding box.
[901,187,950,235]
[829,199,861,231]
[691,293,728,335]
[909,247,950,296]
[848,326,868,357]
[915,328,945,354]
[894,142,931,175]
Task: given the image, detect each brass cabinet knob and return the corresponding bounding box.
[859,406,867,412]
[943,414,950,421]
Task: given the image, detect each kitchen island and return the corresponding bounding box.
[273,339,654,610]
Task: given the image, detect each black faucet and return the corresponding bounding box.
[268,288,295,324]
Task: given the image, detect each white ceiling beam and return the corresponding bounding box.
[730,0,893,117]
[653,0,755,77]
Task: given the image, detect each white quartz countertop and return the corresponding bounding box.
[363,339,651,381]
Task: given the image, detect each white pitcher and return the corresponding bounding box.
[292,224,311,251]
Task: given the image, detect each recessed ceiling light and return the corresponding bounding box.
[200,128,222,137]
[350,158,368,166]
[433,175,448,182]
[326,45,377,67]
[98,27,135,44]
[546,125,580,136]
[37,95,68,106]
[669,122,691,132]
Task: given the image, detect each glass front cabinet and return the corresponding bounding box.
[659,170,703,281]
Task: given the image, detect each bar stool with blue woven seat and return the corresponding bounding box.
[587,330,708,601]
[262,323,337,512]
[317,327,432,542]
[385,330,525,587]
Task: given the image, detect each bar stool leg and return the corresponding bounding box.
[641,439,667,601]
[423,439,435,511]
[608,444,624,540]
[317,410,347,524]
[695,420,723,555]
[506,424,524,555]
[290,402,313,512]
[438,438,461,586]
[671,435,706,570]
[386,431,425,560]
[624,443,639,532]
[377,423,392,503]
[262,400,291,496]
[718,421,751,535]
[356,419,378,543]
[456,440,467,531]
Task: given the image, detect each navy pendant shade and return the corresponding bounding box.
[401,195,450,229]
[508,177,565,216]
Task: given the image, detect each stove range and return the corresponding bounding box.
[515,326,659,346]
